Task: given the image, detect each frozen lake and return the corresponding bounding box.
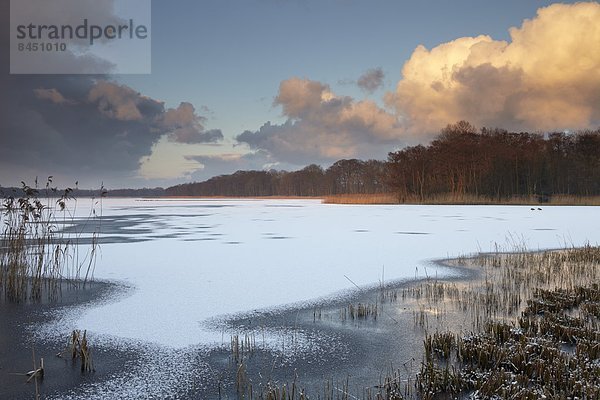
[42,198,599,348]
[29,198,599,399]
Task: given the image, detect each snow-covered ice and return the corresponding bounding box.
[41,198,599,348]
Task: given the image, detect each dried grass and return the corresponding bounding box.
[322,192,600,205]
[0,179,102,302]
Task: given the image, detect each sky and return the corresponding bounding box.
[1,0,599,189]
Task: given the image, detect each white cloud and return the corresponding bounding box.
[386,2,600,135]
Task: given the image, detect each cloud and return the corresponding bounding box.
[357,67,384,93]
[161,102,223,144]
[237,1,600,169]
[10,0,122,29]
[236,78,404,165]
[86,85,223,143]
[34,88,74,104]
[1,79,159,186]
[167,128,223,145]
[88,81,147,120]
[274,78,333,119]
[386,2,600,135]
[0,76,223,186]
[9,0,127,74]
[162,102,204,127]
[0,0,219,187]
[0,1,220,189]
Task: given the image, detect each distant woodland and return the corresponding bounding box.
[4,121,599,202]
[166,121,600,201]
[166,160,387,197]
[0,186,166,198]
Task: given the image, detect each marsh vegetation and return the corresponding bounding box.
[221,246,600,399]
[0,178,102,301]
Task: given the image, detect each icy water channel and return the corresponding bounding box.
[34,198,599,398]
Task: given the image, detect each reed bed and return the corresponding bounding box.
[417,285,600,398]
[339,302,379,321]
[231,333,257,363]
[230,372,416,400]
[322,193,398,205]
[231,371,359,400]
[0,179,102,302]
[411,246,600,398]
[322,192,600,206]
[221,245,600,399]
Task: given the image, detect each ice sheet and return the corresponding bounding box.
[40,198,599,348]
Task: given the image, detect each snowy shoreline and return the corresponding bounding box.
[2,255,478,399]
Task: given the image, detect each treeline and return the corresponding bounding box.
[166,160,387,197]
[387,121,600,201]
[101,188,166,197]
[0,186,166,198]
[8,121,598,201]
[167,121,600,201]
